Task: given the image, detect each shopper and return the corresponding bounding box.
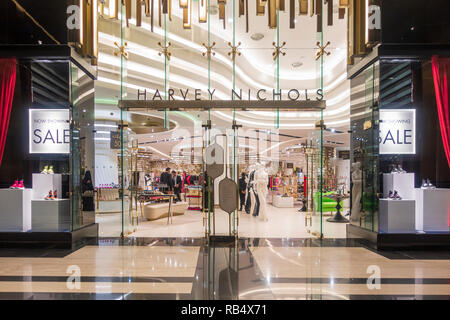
[160,167,172,194]
[239,172,247,211]
[172,170,182,202]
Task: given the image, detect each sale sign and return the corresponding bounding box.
[379,109,416,155]
[29,109,70,154]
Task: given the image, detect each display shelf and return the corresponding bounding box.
[379,199,416,233]
[31,199,70,232]
[32,173,62,200]
[273,195,294,208]
[415,188,450,232]
[186,186,202,210]
[0,189,32,232]
[382,173,415,200]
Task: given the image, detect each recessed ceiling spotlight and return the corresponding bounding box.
[251,33,264,41]
[292,61,303,68]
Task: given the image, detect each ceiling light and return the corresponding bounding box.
[291,62,303,68]
[250,33,264,41]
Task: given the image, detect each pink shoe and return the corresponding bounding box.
[10,180,18,189]
[17,180,24,189]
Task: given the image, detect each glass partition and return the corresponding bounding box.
[101,0,330,239]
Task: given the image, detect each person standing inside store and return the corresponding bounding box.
[239,172,247,212]
[82,171,95,212]
[160,167,172,194]
[172,170,182,202]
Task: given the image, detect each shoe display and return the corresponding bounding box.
[41,165,49,174]
[45,190,53,200]
[16,180,24,189]
[393,190,402,200]
[397,165,406,173]
[421,178,436,189]
[388,190,394,199]
[51,190,57,200]
[391,166,399,173]
[9,180,18,189]
[47,165,54,174]
[421,179,427,188]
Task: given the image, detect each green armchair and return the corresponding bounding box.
[314,191,344,213]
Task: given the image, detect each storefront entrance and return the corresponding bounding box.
[93,100,351,240]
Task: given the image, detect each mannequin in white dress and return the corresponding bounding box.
[255,162,269,222]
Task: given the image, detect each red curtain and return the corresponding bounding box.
[431,56,450,169]
[0,58,17,167]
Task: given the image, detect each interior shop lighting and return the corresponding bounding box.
[116,14,347,92]
[94,124,118,128]
[198,0,207,22]
[98,52,229,100]
[98,35,350,121]
[150,6,348,82]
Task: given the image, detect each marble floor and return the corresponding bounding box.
[0,238,449,300]
[98,205,348,238]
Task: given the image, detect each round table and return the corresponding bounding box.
[325,194,350,223]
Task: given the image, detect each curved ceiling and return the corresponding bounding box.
[94,0,351,159]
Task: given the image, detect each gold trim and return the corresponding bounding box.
[299,0,308,15]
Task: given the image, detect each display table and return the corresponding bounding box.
[325,194,350,223]
[138,194,176,224]
[383,173,415,200]
[273,195,294,208]
[0,189,32,232]
[32,173,62,200]
[415,188,450,232]
[379,199,416,233]
[143,201,188,221]
[31,199,70,231]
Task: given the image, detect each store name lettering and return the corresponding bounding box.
[137,88,324,101]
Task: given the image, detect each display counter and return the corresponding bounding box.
[0,189,32,232]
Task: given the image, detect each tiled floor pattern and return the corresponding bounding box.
[0,238,448,299]
[127,205,348,238]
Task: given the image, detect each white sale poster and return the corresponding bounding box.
[29,109,70,154]
[379,109,416,155]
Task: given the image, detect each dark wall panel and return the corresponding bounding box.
[381,0,450,44]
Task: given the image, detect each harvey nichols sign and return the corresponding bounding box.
[137,88,324,101]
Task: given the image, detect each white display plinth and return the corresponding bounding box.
[31,199,70,232]
[383,173,415,200]
[0,189,32,232]
[415,188,450,232]
[273,195,294,208]
[32,173,62,200]
[379,199,415,233]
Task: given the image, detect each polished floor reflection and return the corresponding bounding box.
[0,238,449,300]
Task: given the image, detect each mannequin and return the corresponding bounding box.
[255,162,269,222]
[247,164,257,215]
[351,162,362,223]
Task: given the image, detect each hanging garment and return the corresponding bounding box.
[253,191,260,216]
[245,171,255,213]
